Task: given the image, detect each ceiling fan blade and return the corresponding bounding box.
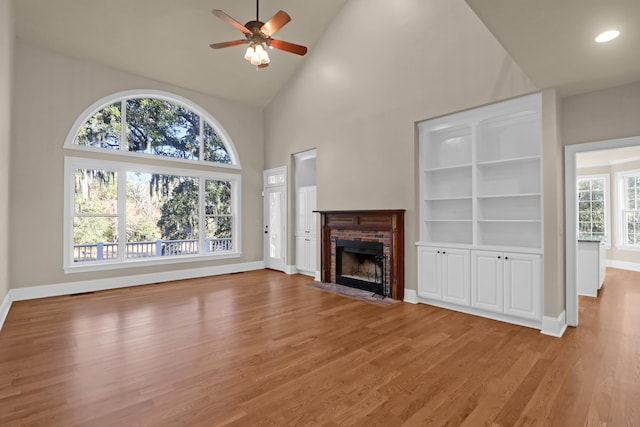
[260,10,291,37]
[212,9,251,35]
[269,39,308,56]
[210,40,249,49]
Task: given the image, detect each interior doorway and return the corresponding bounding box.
[263,167,287,272]
[565,135,640,326]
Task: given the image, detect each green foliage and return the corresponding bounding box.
[74,170,118,244]
[157,178,200,240]
[126,98,200,159]
[75,103,121,149]
[205,180,232,238]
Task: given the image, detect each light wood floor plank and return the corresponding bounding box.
[0,268,639,426]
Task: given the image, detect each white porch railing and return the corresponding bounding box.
[73,238,232,262]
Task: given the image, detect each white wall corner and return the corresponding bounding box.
[314,271,321,282]
[0,290,13,332]
[540,310,567,337]
[404,289,418,304]
[606,260,640,273]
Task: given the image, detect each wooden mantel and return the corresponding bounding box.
[316,210,405,300]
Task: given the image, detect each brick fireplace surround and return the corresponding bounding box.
[317,210,405,300]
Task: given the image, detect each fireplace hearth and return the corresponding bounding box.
[317,210,405,300]
[335,239,386,296]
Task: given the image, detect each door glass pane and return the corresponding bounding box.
[269,191,282,259]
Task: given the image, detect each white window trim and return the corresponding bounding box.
[615,168,640,250]
[577,173,610,248]
[64,156,242,273]
[63,89,241,170]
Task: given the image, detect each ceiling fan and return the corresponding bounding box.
[210,0,308,68]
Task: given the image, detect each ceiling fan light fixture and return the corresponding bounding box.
[244,45,255,61]
[595,29,620,43]
[210,1,307,68]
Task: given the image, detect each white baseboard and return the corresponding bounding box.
[0,291,11,332]
[403,289,418,304]
[606,260,640,272]
[415,297,542,330]
[284,265,298,275]
[540,310,567,338]
[0,261,265,332]
[314,271,321,282]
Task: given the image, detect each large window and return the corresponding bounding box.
[577,175,609,239]
[64,91,241,272]
[66,91,239,167]
[620,172,640,247]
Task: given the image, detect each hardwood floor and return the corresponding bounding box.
[0,268,638,426]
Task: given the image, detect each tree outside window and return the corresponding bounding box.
[623,174,640,246]
[65,91,241,271]
[577,176,607,238]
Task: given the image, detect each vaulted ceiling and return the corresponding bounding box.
[13,0,640,108]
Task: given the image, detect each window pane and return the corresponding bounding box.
[74,169,117,215]
[126,98,200,160]
[74,102,121,149]
[578,201,592,213]
[205,180,232,215]
[126,172,161,250]
[155,175,199,241]
[73,217,118,262]
[591,189,604,201]
[590,179,604,192]
[205,179,232,252]
[578,180,590,192]
[203,122,232,164]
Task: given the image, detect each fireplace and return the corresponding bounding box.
[335,239,386,296]
[317,210,405,300]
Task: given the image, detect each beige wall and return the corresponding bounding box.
[578,160,640,265]
[563,81,640,145]
[264,0,537,296]
[0,0,14,302]
[542,89,565,317]
[10,43,265,289]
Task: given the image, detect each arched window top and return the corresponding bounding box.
[65,90,240,168]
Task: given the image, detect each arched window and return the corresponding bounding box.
[63,91,241,273]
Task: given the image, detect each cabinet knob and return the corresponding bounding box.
[498,256,501,259]
[437,250,440,254]
[505,256,509,260]
[442,251,446,254]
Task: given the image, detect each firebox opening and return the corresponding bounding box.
[335,239,386,296]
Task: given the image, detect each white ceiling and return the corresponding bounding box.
[577,146,640,168]
[464,0,640,97]
[13,0,640,107]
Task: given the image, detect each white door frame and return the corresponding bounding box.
[564,135,640,326]
[263,166,287,272]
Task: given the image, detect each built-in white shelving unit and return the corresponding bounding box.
[417,93,543,329]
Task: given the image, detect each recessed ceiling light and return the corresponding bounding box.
[595,30,620,43]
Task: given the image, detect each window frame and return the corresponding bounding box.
[63,156,242,273]
[576,173,610,247]
[616,169,640,250]
[64,89,241,170]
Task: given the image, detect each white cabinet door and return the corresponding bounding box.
[417,246,441,299]
[296,186,317,237]
[504,253,541,321]
[295,188,308,235]
[295,236,307,271]
[471,251,503,313]
[308,237,317,272]
[307,187,317,236]
[441,248,470,306]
